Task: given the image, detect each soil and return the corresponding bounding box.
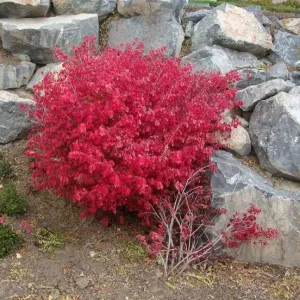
[0,141,299,300]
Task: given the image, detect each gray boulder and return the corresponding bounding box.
[0,0,50,18]
[181,45,261,74]
[266,62,289,80]
[290,70,300,85]
[211,150,300,267]
[26,63,62,91]
[185,21,193,38]
[223,125,251,156]
[0,14,99,64]
[107,12,184,57]
[236,68,267,90]
[117,0,187,21]
[236,79,295,111]
[52,0,116,19]
[0,91,35,144]
[0,61,36,89]
[269,30,300,66]
[245,5,273,26]
[183,9,210,24]
[250,92,300,181]
[192,4,273,57]
[289,86,300,95]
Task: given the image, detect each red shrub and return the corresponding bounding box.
[26,37,239,223]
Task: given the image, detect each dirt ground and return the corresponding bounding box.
[0,141,299,300]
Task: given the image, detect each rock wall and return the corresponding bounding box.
[0,0,300,267]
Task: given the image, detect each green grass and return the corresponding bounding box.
[35,227,65,254]
[0,153,13,181]
[189,0,300,13]
[0,182,27,216]
[0,224,21,258]
[125,242,146,263]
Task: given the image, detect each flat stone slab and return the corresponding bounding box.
[0,14,99,64]
[236,79,294,111]
[52,0,116,19]
[0,0,50,18]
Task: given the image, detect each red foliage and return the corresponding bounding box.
[26,37,239,223]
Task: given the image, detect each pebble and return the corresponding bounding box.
[75,276,89,289]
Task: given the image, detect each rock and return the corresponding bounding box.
[245,5,273,26]
[236,68,267,90]
[49,289,60,300]
[183,9,210,24]
[107,12,184,57]
[282,18,300,35]
[117,0,187,21]
[223,125,251,156]
[0,61,35,89]
[52,0,116,19]
[75,276,89,289]
[211,150,300,267]
[192,4,273,57]
[290,71,300,85]
[26,63,62,91]
[185,21,193,38]
[181,45,261,74]
[269,30,300,66]
[0,0,50,18]
[0,91,35,144]
[0,14,99,64]
[249,92,300,181]
[267,62,289,80]
[289,86,300,95]
[11,53,31,62]
[236,79,295,111]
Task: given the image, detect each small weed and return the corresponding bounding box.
[125,242,146,263]
[35,227,65,254]
[0,223,21,258]
[0,153,13,181]
[0,182,27,216]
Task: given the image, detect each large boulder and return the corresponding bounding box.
[269,30,300,66]
[192,4,273,57]
[52,0,116,19]
[211,150,300,267]
[26,63,62,91]
[223,125,251,156]
[266,62,289,81]
[107,12,184,57]
[181,45,261,74]
[236,68,267,90]
[282,18,300,35]
[0,14,99,64]
[117,0,187,21]
[183,9,210,24]
[236,79,294,111]
[0,61,35,89]
[0,0,50,18]
[0,91,35,144]
[250,92,300,181]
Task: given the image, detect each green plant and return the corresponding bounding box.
[35,227,65,254]
[0,182,27,216]
[0,223,21,258]
[125,242,146,263]
[0,153,13,181]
